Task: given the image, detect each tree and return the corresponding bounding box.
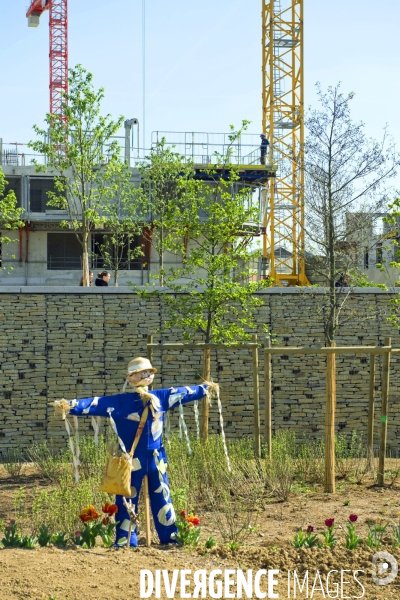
[302,83,399,343]
[94,161,147,286]
[159,166,271,438]
[136,123,272,437]
[0,168,24,250]
[383,196,400,329]
[29,65,124,286]
[138,140,200,286]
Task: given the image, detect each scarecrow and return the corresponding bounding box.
[54,357,214,547]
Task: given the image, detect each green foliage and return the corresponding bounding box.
[366,520,387,549]
[136,123,272,343]
[170,486,188,515]
[78,521,104,549]
[92,160,147,285]
[29,64,126,285]
[344,519,361,550]
[348,271,387,289]
[265,431,296,501]
[228,541,240,551]
[294,436,325,484]
[30,470,110,534]
[173,512,201,547]
[137,139,201,286]
[167,434,263,548]
[205,536,216,549]
[292,528,319,549]
[37,524,52,547]
[99,520,117,548]
[392,517,400,547]
[1,520,22,548]
[322,523,337,549]
[51,532,69,547]
[1,446,25,479]
[160,163,272,343]
[27,443,69,482]
[167,434,230,509]
[20,535,37,549]
[77,435,108,481]
[0,168,24,246]
[335,431,367,482]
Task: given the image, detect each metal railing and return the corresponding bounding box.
[151,131,274,167]
[0,131,276,169]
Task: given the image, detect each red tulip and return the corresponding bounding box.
[349,514,358,523]
[325,518,335,528]
[79,505,100,522]
[102,502,118,516]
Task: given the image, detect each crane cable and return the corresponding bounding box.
[142,0,146,152]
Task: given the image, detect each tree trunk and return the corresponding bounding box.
[327,181,336,343]
[113,241,119,286]
[82,250,90,287]
[324,342,336,493]
[200,346,211,441]
[159,226,164,287]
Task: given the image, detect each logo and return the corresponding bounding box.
[372,551,398,586]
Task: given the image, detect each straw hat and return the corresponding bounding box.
[127,357,157,375]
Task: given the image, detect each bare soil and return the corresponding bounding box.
[0,467,399,599]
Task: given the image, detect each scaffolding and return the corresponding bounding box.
[262,0,308,285]
[151,131,277,185]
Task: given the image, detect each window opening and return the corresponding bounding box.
[47,232,81,270]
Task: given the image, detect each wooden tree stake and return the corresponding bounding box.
[200,346,211,440]
[264,338,272,460]
[147,334,154,390]
[378,337,391,487]
[367,352,376,471]
[143,475,151,547]
[252,334,261,458]
[324,342,336,494]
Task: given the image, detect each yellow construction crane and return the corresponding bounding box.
[261,0,309,286]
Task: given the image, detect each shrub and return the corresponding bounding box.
[335,431,367,482]
[27,442,69,483]
[265,431,296,501]
[2,447,25,479]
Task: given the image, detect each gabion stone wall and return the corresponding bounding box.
[0,286,399,454]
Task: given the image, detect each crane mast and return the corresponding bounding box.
[262,0,308,286]
[27,0,68,120]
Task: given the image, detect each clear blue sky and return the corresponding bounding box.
[1,0,399,189]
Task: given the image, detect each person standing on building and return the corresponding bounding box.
[260,133,269,165]
[95,271,111,286]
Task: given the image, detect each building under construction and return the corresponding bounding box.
[0,132,276,286]
[1,0,318,286]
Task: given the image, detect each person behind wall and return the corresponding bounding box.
[260,133,269,165]
[95,271,111,287]
[335,273,350,288]
[79,272,93,286]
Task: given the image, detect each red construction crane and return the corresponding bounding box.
[26,0,68,120]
